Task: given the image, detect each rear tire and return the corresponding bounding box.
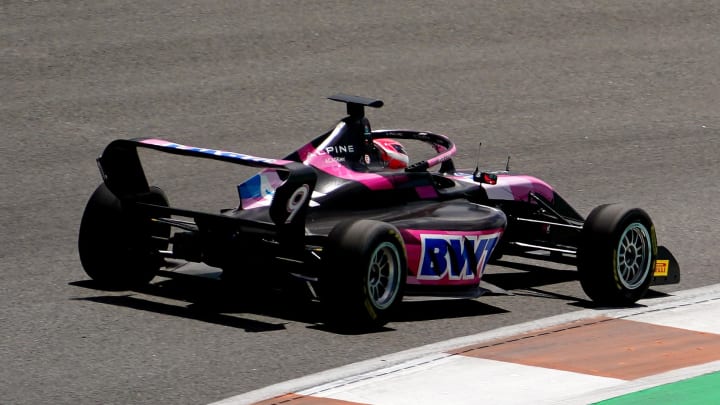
[320,220,406,329]
[577,204,657,306]
[78,184,170,289]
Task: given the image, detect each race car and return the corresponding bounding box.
[78,94,680,328]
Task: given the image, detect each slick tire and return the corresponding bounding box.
[320,220,406,329]
[78,184,170,290]
[577,204,657,306]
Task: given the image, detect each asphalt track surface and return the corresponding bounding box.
[2,1,719,404]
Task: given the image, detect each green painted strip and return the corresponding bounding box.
[595,371,720,405]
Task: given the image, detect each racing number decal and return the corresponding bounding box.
[285,184,310,223]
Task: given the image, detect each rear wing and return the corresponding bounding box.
[96,138,317,228]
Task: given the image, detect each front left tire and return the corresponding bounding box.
[577,204,657,306]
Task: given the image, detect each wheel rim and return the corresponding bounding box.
[366,242,401,310]
[616,223,652,290]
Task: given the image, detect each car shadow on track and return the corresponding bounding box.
[71,273,512,335]
[484,259,585,302]
[485,259,672,308]
[74,293,286,332]
[395,299,509,322]
[70,258,671,334]
[70,275,322,333]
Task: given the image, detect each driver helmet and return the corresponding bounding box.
[373,138,409,169]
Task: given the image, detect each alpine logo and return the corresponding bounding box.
[417,233,501,281]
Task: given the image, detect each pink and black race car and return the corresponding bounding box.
[79,94,680,328]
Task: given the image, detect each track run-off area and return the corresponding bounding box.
[223,284,720,404]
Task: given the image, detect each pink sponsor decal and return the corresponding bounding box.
[402,228,504,286]
[496,174,554,201]
[452,173,555,202]
[415,185,438,199]
[141,138,172,146]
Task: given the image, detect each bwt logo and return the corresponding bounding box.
[417,233,501,280]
